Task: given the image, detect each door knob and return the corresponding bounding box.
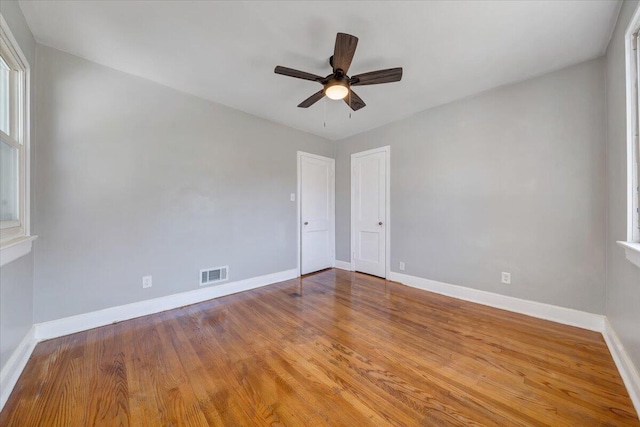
[304,222,309,225]
[378,221,383,226]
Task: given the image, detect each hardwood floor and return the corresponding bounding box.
[1,269,638,426]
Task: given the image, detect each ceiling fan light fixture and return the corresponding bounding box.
[324,80,349,100]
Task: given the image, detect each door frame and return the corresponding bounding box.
[350,146,391,278]
[297,151,336,277]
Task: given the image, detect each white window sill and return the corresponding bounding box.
[0,235,38,267]
[617,241,640,269]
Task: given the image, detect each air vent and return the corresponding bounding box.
[200,266,229,286]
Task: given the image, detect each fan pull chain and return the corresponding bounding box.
[323,97,327,128]
[349,90,352,119]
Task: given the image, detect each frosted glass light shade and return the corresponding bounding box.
[325,83,349,100]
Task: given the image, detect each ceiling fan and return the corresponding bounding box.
[274,32,403,111]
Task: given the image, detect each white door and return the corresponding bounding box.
[352,148,388,278]
[299,152,335,275]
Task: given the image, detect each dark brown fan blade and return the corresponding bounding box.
[344,90,366,111]
[298,90,325,108]
[274,66,324,83]
[350,67,403,86]
[333,33,358,74]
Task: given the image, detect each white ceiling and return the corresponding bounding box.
[19,0,621,141]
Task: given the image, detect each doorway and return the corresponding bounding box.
[351,146,390,278]
[298,152,335,275]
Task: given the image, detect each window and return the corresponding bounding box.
[620,10,640,268]
[0,16,30,247]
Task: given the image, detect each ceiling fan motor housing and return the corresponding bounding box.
[325,74,349,89]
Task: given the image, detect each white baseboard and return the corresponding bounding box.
[390,271,640,419]
[602,318,640,417]
[34,268,298,341]
[0,268,299,413]
[388,272,605,332]
[0,326,37,411]
[3,268,638,420]
[334,260,353,271]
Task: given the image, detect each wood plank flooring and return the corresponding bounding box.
[1,269,638,426]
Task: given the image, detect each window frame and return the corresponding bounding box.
[619,6,640,269]
[0,14,30,247]
[628,30,640,244]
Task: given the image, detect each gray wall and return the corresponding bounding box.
[0,254,33,369]
[0,0,36,372]
[336,59,607,314]
[33,46,332,323]
[605,0,640,371]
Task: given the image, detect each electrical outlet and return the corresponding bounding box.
[142,275,152,288]
[501,272,511,285]
[399,261,405,271]
[290,193,295,202]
